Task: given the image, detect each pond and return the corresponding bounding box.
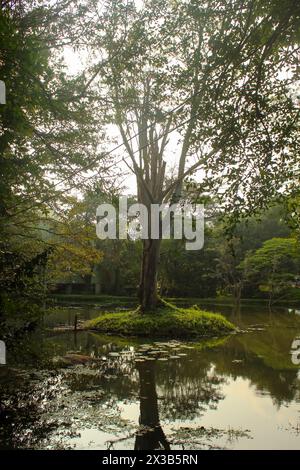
[1,303,300,450]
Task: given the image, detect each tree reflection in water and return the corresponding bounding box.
[134,361,170,450]
[1,309,300,450]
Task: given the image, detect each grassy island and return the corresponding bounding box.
[84,302,235,338]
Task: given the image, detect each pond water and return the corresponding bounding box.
[1,303,300,450]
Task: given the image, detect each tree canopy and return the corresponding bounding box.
[1,0,300,317]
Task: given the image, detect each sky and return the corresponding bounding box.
[63,44,191,197]
[62,0,148,194]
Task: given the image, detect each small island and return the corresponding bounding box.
[85,301,235,338]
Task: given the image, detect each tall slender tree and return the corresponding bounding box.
[82,0,299,312]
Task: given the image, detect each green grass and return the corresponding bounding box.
[84,301,235,339]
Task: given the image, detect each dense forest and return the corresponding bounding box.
[52,202,300,304]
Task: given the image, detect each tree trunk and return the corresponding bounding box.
[138,239,161,313]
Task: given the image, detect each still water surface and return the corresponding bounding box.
[1,303,300,450]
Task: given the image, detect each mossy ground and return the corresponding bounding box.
[84,301,235,338]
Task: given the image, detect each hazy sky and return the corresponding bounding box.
[63,43,192,197]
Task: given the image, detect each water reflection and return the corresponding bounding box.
[135,361,170,450]
[1,304,300,449]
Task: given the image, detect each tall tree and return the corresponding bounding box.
[81,0,300,312]
[0,1,109,317]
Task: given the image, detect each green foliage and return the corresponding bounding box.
[242,237,300,301]
[284,194,300,239]
[156,204,292,299]
[84,0,300,217]
[212,205,292,298]
[158,234,219,297]
[1,0,300,319]
[0,3,107,321]
[73,0,300,309]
